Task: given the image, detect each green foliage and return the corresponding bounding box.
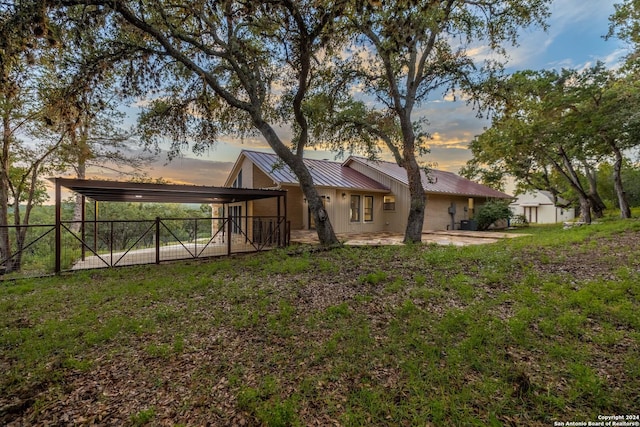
[598,161,640,207]
[130,408,156,426]
[607,0,640,68]
[237,376,300,427]
[358,269,388,285]
[36,0,359,245]
[475,200,512,231]
[2,204,639,424]
[510,214,529,227]
[465,63,640,221]
[0,4,112,276]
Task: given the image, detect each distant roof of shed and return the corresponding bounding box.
[50,178,287,204]
[236,150,390,192]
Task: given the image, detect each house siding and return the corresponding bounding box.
[349,162,483,232]
[424,195,474,231]
[348,162,510,231]
[252,163,275,189]
[347,162,408,233]
[299,188,343,231]
[251,165,277,217]
[251,166,305,230]
[226,151,513,234]
[511,204,574,224]
[283,186,305,230]
[327,190,386,233]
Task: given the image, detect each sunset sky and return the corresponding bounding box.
[98,0,627,188]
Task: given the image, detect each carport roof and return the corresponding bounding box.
[50,178,287,204]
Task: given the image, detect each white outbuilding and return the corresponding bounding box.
[510,190,575,224]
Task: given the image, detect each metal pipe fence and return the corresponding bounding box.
[0,216,290,280]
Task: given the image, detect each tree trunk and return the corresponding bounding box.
[553,147,593,224]
[399,111,425,243]
[303,180,337,246]
[0,195,9,272]
[0,189,11,272]
[253,118,339,246]
[11,199,24,272]
[583,163,606,218]
[588,194,605,219]
[611,145,631,219]
[12,171,40,272]
[403,157,426,243]
[1,112,13,273]
[578,194,592,224]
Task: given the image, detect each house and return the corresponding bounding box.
[223,150,512,234]
[509,190,575,224]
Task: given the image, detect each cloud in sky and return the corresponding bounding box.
[46,151,236,204]
[508,0,622,70]
[137,155,234,187]
[69,150,233,187]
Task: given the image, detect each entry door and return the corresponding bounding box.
[524,206,538,223]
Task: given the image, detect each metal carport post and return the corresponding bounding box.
[54,179,61,273]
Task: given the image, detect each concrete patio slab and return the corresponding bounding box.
[290,230,527,246]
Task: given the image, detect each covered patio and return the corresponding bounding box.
[51,178,289,272]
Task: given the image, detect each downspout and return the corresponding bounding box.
[284,191,288,246]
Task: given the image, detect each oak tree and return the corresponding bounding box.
[463,67,639,223]
[0,2,68,272]
[42,0,355,245]
[343,0,550,242]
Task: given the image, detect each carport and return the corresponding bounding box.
[51,178,288,272]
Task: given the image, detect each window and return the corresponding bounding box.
[230,205,243,233]
[350,195,360,222]
[232,170,243,188]
[383,195,395,211]
[364,196,373,222]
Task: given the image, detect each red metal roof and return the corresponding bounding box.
[242,150,390,192]
[239,150,511,199]
[344,157,512,199]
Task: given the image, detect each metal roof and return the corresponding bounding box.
[344,157,513,199]
[243,150,390,192]
[50,178,287,204]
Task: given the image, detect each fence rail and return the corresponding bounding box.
[1,215,290,280]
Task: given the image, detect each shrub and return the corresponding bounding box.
[475,200,512,231]
[510,214,529,227]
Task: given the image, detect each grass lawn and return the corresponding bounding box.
[1,217,639,426]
